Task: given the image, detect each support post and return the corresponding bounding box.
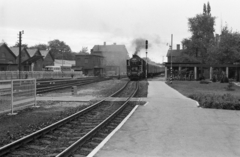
[226,67,229,78]
[210,67,213,80]
[194,66,197,80]
[165,66,167,81]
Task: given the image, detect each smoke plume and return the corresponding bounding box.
[132,38,151,55]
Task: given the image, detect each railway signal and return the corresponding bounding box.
[146,40,148,79]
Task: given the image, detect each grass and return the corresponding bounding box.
[167,81,240,97]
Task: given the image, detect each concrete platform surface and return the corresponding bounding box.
[94,81,240,157]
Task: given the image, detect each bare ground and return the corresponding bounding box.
[0,79,129,147]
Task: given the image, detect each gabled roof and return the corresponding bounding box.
[40,50,54,60]
[26,48,40,57]
[166,49,183,57]
[0,43,17,59]
[10,47,30,58]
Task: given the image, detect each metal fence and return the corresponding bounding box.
[0,78,36,114]
[0,71,84,80]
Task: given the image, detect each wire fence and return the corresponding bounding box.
[0,71,84,80]
[0,79,36,115]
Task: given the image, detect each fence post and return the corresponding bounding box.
[8,80,17,115]
[33,78,39,107]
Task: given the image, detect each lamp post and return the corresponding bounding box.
[18,30,24,79]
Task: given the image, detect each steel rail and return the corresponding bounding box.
[0,80,130,157]
[56,81,139,157]
[36,77,110,94]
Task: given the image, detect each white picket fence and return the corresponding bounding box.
[0,71,84,80]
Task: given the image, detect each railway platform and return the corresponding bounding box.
[92,80,240,157]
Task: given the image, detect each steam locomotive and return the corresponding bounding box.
[126,54,164,80]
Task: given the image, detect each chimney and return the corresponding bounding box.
[104,42,106,46]
[177,44,180,50]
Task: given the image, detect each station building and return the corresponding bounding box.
[165,44,240,81]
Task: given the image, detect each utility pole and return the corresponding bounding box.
[18,30,24,79]
[145,40,148,79]
[170,34,173,84]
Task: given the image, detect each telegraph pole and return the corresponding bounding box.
[18,30,24,79]
[170,34,173,84]
[145,40,148,79]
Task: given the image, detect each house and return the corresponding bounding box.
[166,44,183,63]
[40,50,54,68]
[74,52,104,76]
[26,48,44,71]
[10,47,31,71]
[0,43,17,71]
[91,42,129,75]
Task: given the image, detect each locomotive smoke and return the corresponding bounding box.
[132,38,152,55]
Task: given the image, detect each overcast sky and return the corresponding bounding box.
[1,0,240,63]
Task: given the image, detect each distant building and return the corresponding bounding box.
[166,44,183,63]
[40,50,54,68]
[91,42,129,75]
[74,52,104,76]
[54,59,75,67]
[10,47,31,71]
[26,48,44,71]
[0,43,17,71]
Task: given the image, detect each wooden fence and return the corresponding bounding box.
[0,71,84,80]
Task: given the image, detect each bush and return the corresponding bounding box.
[200,80,211,84]
[225,82,235,91]
[188,93,240,110]
[220,76,229,83]
[212,75,217,82]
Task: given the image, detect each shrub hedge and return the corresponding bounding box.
[189,93,240,110]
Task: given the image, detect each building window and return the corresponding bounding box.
[85,58,88,64]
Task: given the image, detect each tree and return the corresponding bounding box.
[79,47,89,54]
[12,42,28,48]
[215,26,240,64]
[203,3,207,14]
[48,39,72,60]
[29,44,48,50]
[181,2,215,77]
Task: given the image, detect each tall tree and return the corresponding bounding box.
[215,26,240,64]
[29,44,48,50]
[207,2,211,15]
[181,2,215,77]
[48,39,72,60]
[203,3,207,14]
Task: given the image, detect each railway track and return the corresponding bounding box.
[0,77,111,98]
[37,77,111,94]
[0,81,139,157]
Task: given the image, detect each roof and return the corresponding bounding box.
[0,43,17,59]
[9,47,27,57]
[92,44,128,53]
[166,49,183,57]
[22,55,44,64]
[54,59,75,66]
[26,48,39,57]
[40,50,54,60]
